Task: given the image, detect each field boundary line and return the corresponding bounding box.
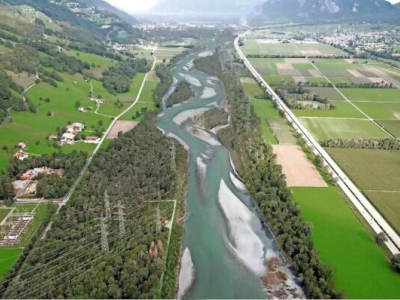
[298,117,369,120]
[236,34,400,255]
[306,58,396,138]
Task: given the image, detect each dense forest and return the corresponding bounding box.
[102,59,148,94]
[196,31,342,299]
[165,81,194,108]
[0,114,187,299]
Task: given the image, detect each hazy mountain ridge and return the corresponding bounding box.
[251,0,400,22]
[71,0,138,24]
[153,0,265,15]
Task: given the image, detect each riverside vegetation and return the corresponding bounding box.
[195,30,342,298]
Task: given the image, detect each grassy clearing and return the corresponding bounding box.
[366,191,400,235]
[0,248,23,281]
[267,118,297,144]
[120,80,158,122]
[340,88,400,102]
[6,71,36,90]
[63,49,117,79]
[353,102,400,120]
[300,118,390,141]
[0,208,12,223]
[241,79,265,98]
[292,187,400,299]
[377,120,400,137]
[326,148,400,191]
[293,101,364,118]
[250,99,279,144]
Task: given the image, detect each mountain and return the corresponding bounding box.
[153,0,265,15]
[70,0,138,25]
[250,0,400,22]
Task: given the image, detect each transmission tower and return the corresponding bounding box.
[104,190,111,219]
[156,207,162,235]
[114,202,126,237]
[100,217,109,252]
[170,141,176,172]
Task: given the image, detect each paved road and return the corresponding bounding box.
[235,35,400,255]
[59,53,158,209]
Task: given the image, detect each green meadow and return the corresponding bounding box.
[292,187,400,299]
[340,88,400,102]
[120,79,158,122]
[63,49,117,78]
[250,99,279,144]
[300,118,390,141]
[293,101,364,119]
[0,248,23,281]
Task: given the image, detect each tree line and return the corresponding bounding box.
[202,30,342,299]
[322,138,400,150]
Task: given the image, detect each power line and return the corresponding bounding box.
[0,202,153,294]
[11,205,172,299]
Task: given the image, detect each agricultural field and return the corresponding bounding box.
[377,120,400,137]
[300,118,390,141]
[327,148,400,234]
[241,40,346,56]
[267,118,297,144]
[366,191,400,235]
[327,148,400,191]
[293,101,364,119]
[155,47,187,64]
[241,77,280,144]
[292,187,400,298]
[339,88,400,102]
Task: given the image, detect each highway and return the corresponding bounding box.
[235,35,400,255]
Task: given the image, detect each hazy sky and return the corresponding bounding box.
[104,0,159,14]
[105,0,400,14]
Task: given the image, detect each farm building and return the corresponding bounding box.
[84,136,101,144]
[14,152,29,161]
[61,133,75,145]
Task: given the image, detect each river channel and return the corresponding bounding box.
[156,42,302,299]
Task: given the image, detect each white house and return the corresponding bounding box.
[61,133,75,145]
[72,122,85,131]
[66,123,85,134]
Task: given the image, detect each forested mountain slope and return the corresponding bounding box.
[251,0,400,23]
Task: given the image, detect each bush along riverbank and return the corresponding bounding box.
[196,30,343,299]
